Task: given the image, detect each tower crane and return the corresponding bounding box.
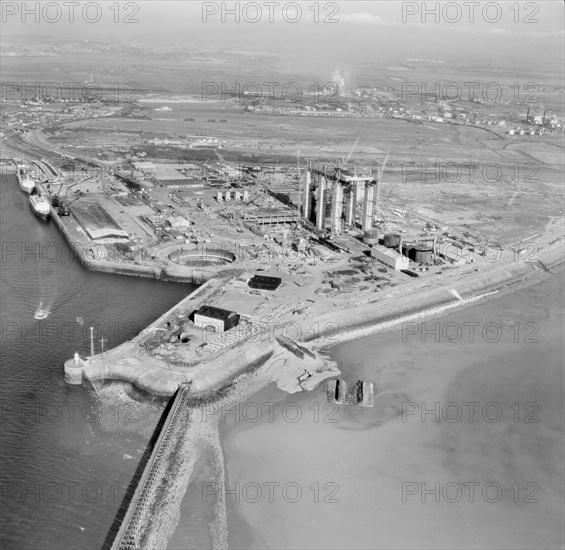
[246,168,277,206]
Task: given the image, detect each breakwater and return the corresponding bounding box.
[109,384,191,550]
[306,241,565,346]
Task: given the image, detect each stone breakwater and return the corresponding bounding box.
[105,361,278,550]
[306,242,564,346]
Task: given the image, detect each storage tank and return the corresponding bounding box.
[402,244,415,260]
[363,229,379,245]
[413,242,434,264]
[383,233,401,248]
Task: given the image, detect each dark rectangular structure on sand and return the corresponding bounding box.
[248,275,282,291]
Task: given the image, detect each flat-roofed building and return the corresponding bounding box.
[371,245,409,271]
[190,306,240,334]
[248,275,282,291]
[70,202,129,241]
[167,215,191,230]
[132,161,156,173]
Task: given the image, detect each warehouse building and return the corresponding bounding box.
[190,306,240,334]
[132,161,156,173]
[371,245,409,271]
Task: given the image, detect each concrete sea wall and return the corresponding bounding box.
[50,208,216,284]
[307,243,564,345]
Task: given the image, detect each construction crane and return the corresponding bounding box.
[246,165,279,206]
[246,179,272,206]
[214,148,228,184]
[372,151,389,221]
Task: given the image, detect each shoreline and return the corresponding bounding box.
[78,239,563,397]
[307,242,564,348]
[98,361,280,549]
[100,256,563,549]
[5,172,560,398]
[8,155,564,549]
[218,274,565,550]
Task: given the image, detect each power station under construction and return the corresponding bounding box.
[301,155,389,236]
[198,154,476,273]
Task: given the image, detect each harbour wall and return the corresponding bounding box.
[49,206,218,284]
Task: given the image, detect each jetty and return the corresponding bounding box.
[110,384,191,550]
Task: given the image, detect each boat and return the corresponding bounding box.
[34,304,49,320]
[18,171,35,193]
[29,194,51,221]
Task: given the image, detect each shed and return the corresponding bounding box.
[190,306,240,334]
[248,275,282,291]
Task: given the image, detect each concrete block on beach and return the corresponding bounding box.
[327,379,374,407]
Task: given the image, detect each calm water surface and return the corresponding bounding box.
[1,175,194,550]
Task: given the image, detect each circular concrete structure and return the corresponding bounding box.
[168,247,236,267]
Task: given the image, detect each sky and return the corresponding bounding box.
[1,1,564,77]
[2,1,564,39]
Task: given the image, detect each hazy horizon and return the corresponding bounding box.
[2,1,564,65]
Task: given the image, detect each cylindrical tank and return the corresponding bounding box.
[403,244,415,259]
[384,233,401,248]
[413,243,434,264]
[363,229,379,245]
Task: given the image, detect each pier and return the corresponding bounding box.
[110,383,191,550]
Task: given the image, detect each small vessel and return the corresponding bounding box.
[18,171,35,193]
[34,303,49,320]
[29,194,51,221]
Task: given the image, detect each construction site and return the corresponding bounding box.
[5,85,563,371]
[18,150,485,285]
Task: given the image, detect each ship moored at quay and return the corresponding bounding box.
[29,194,51,221]
[17,170,35,193]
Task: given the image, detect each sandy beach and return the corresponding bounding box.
[219,273,564,549]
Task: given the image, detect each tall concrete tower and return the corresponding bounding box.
[316,175,326,231]
[303,168,311,220]
[345,182,356,226]
[330,178,344,235]
[362,183,375,231]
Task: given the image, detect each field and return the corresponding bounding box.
[39,101,565,246]
[3,43,564,249]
